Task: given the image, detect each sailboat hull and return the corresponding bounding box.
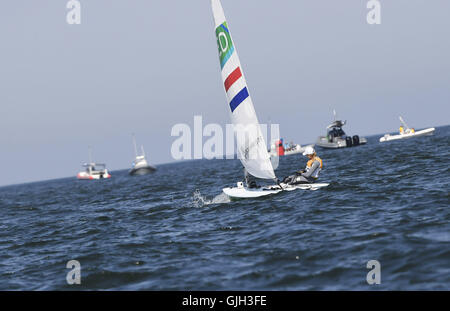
[223,182,329,199]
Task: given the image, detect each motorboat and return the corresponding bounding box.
[77,163,111,180]
[77,146,111,180]
[269,139,314,157]
[379,116,435,142]
[130,153,156,176]
[129,135,156,176]
[316,112,367,149]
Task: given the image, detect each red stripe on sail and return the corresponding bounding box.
[224,67,242,92]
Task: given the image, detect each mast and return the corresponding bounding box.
[88,145,93,164]
[399,116,410,130]
[132,133,138,157]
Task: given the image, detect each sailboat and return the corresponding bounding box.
[77,146,111,180]
[210,0,328,199]
[379,116,435,142]
[129,134,156,176]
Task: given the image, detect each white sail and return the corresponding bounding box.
[211,0,275,180]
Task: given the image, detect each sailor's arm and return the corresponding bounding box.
[302,161,320,178]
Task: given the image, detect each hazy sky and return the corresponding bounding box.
[1,0,449,186]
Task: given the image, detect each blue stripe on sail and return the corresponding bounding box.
[219,24,234,69]
[229,87,249,112]
[220,24,229,33]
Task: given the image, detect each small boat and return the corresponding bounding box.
[77,163,111,180]
[129,134,156,176]
[269,139,314,157]
[379,116,435,142]
[316,111,367,149]
[77,147,111,180]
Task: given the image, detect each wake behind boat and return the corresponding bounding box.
[379,116,435,142]
[210,0,328,199]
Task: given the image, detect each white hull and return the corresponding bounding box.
[284,147,304,156]
[129,165,156,176]
[223,182,329,199]
[77,171,111,180]
[270,144,314,157]
[379,128,435,142]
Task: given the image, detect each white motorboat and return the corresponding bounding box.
[269,139,314,157]
[77,147,111,180]
[379,116,435,142]
[316,111,367,149]
[129,134,156,176]
[77,163,111,180]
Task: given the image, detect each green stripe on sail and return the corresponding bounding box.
[215,22,234,69]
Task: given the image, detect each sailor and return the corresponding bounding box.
[243,167,259,189]
[327,131,333,142]
[282,146,323,185]
[399,126,404,134]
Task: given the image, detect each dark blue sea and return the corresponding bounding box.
[0,126,449,290]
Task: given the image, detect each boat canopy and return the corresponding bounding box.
[327,126,346,138]
[326,120,346,129]
[83,163,106,168]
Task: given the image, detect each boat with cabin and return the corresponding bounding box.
[129,134,156,176]
[316,111,367,149]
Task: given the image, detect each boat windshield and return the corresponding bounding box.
[83,163,106,172]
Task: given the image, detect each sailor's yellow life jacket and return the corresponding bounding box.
[306,156,323,179]
[399,126,404,134]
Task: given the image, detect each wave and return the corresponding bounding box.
[191,190,231,207]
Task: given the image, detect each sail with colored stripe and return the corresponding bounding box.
[211,0,276,180]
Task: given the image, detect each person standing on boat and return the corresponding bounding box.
[282,146,323,184]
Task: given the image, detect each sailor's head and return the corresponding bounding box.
[303,146,316,159]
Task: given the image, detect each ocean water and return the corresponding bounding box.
[0,126,449,290]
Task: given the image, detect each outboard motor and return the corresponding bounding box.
[352,135,360,146]
[345,136,353,147]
